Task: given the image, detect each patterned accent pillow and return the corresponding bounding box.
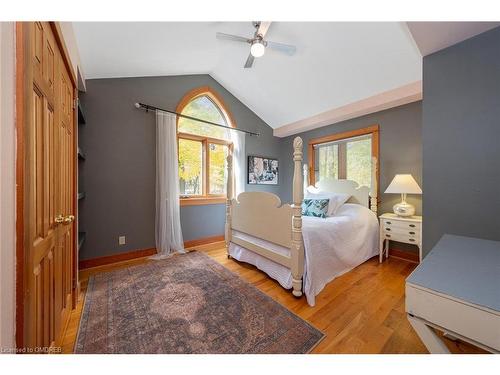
[305,190,351,216]
[301,198,330,218]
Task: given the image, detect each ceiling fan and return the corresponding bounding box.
[216,21,297,68]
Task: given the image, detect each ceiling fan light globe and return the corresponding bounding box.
[250,41,265,58]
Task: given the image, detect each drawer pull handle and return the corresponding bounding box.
[409,224,416,228]
[386,234,391,238]
[386,221,392,225]
[385,228,391,231]
[409,238,415,242]
[409,231,415,235]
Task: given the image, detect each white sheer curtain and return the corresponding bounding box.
[151,110,185,259]
[231,131,246,197]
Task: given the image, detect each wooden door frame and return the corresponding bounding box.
[15,21,78,349]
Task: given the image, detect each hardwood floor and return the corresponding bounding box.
[62,242,485,354]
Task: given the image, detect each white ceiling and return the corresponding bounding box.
[407,22,500,56]
[73,22,422,131]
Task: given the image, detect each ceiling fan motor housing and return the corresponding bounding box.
[215,21,296,68]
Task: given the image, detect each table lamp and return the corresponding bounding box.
[385,174,422,217]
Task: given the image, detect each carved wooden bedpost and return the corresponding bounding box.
[225,149,234,258]
[291,137,304,297]
[303,164,309,195]
[370,156,378,214]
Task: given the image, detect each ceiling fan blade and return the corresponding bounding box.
[216,32,249,44]
[244,53,254,69]
[256,21,272,38]
[266,41,297,56]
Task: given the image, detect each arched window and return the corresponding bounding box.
[177,87,235,205]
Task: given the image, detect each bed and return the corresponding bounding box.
[224,137,379,306]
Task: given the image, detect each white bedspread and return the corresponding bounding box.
[228,203,379,306]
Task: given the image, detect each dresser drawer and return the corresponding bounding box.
[382,219,420,231]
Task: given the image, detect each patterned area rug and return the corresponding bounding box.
[75,251,324,353]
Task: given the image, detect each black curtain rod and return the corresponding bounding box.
[134,102,260,137]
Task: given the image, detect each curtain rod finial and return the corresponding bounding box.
[134,102,141,109]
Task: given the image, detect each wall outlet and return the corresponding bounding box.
[119,236,126,245]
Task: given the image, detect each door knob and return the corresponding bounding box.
[55,214,65,224]
[64,215,75,225]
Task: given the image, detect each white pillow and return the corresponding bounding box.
[305,190,351,216]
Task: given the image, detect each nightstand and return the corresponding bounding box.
[379,213,422,263]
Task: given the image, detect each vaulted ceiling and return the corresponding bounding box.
[72,22,498,136]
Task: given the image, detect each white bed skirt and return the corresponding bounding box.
[228,230,293,290]
[227,204,379,306]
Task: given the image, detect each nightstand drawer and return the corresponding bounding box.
[382,225,419,237]
[382,219,420,231]
[383,232,419,244]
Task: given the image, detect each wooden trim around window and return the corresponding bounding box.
[308,125,380,196]
[177,139,233,206]
[309,125,379,152]
[178,132,232,146]
[180,196,226,206]
[176,86,237,130]
[176,87,236,206]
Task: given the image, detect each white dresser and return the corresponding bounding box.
[379,213,422,262]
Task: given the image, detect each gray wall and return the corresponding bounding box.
[79,75,424,261]
[422,26,500,254]
[279,101,423,216]
[79,74,281,260]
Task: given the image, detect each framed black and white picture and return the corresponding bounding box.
[247,156,279,185]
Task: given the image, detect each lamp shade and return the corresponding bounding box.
[384,174,422,194]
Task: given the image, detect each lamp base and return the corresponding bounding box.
[393,201,415,217]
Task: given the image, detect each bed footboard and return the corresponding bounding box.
[225,137,305,298]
